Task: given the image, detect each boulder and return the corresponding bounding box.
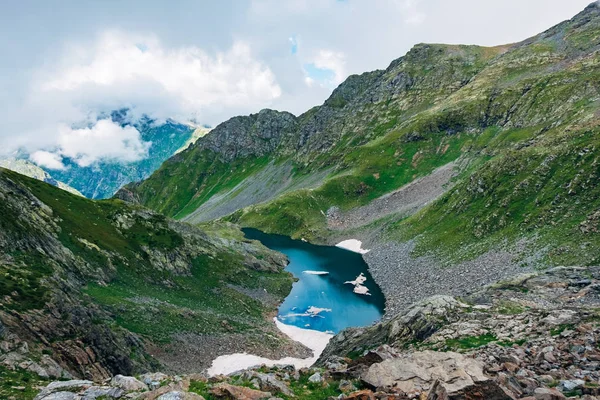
[82,386,125,399]
[426,379,513,400]
[141,372,171,389]
[34,380,94,400]
[308,372,322,383]
[38,393,78,400]
[210,383,272,400]
[533,388,567,400]
[559,379,585,391]
[156,391,205,400]
[239,371,293,396]
[361,351,488,393]
[111,374,149,392]
[343,389,376,400]
[339,379,357,393]
[138,379,190,400]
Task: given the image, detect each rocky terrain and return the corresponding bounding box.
[26,266,600,400]
[0,168,308,398]
[4,3,600,400]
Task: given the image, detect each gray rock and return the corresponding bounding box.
[156,391,205,400]
[308,372,322,383]
[82,386,125,399]
[110,375,148,392]
[426,379,512,400]
[35,380,93,400]
[38,393,79,400]
[361,351,487,393]
[559,379,585,391]
[338,380,357,393]
[533,387,567,400]
[240,371,293,396]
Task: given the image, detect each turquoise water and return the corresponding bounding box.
[243,228,385,334]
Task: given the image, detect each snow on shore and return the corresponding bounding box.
[336,239,370,254]
[206,318,333,376]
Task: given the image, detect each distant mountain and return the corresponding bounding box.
[41,118,199,199]
[0,157,82,196]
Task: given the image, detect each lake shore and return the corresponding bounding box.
[207,318,333,376]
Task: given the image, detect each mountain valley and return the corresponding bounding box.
[1,3,600,400]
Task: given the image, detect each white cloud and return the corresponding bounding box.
[0,0,592,164]
[303,49,347,89]
[42,32,281,119]
[1,30,282,165]
[30,151,66,170]
[29,120,151,169]
[313,50,346,85]
[56,119,151,167]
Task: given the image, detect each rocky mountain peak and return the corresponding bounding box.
[195,109,298,161]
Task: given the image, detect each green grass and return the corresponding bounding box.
[229,133,469,241]
[0,365,49,400]
[189,374,354,400]
[85,251,293,343]
[0,252,52,311]
[495,300,526,315]
[550,324,575,336]
[189,380,216,400]
[282,373,343,400]
[1,169,294,354]
[393,124,600,267]
[126,150,273,219]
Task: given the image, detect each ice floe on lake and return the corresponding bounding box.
[344,272,371,296]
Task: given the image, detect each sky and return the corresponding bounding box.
[0,0,593,170]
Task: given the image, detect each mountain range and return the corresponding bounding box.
[1,116,209,199]
[123,3,600,270]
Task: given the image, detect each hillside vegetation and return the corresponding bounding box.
[123,3,600,269]
[0,168,302,388]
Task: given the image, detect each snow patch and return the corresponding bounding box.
[206,318,333,376]
[281,306,332,319]
[336,239,370,254]
[345,273,371,296]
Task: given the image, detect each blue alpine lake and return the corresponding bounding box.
[242,228,385,334]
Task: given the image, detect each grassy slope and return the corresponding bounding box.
[0,169,293,367]
[127,149,273,219]
[230,8,600,267]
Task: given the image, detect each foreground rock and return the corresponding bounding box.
[320,266,600,399]
[31,266,600,400]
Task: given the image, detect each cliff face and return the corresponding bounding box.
[0,168,303,383]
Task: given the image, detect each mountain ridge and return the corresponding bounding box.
[121,2,600,272]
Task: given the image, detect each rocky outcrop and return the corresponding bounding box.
[318,266,600,399]
[197,109,298,162]
[0,168,299,386]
